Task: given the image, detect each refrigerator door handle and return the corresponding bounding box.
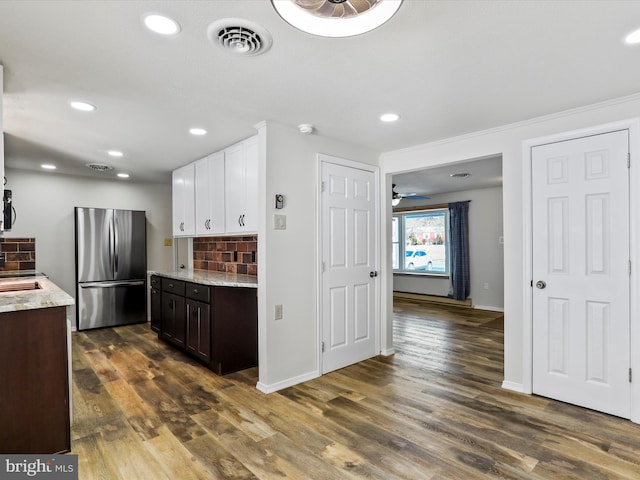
[108,215,115,275]
[114,216,119,275]
[80,280,146,288]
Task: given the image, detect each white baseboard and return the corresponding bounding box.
[256,370,320,394]
[380,348,395,356]
[474,305,505,312]
[502,380,525,393]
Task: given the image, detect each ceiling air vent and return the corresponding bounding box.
[207,19,273,57]
[86,163,113,172]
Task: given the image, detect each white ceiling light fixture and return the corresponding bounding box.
[189,128,207,136]
[143,13,181,35]
[70,101,96,112]
[41,164,56,170]
[117,173,130,179]
[207,19,273,56]
[380,112,399,122]
[272,0,403,38]
[107,150,123,157]
[625,27,640,45]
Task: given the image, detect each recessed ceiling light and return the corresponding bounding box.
[70,101,96,112]
[107,150,123,157]
[117,173,130,179]
[189,128,207,136]
[380,113,399,122]
[271,0,403,38]
[143,13,181,35]
[41,164,56,170]
[450,172,472,178]
[625,28,640,45]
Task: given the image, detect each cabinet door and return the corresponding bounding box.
[207,151,226,234]
[224,142,245,234]
[194,157,211,236]
[186,299,211,363]
[242,136,258,232]
[172,164,195,236]
[161,292,186,347]
[224,136,258,234]
[150,286,161,333]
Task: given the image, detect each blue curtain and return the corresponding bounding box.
[449,201,470,301]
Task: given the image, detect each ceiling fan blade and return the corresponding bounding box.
[404,195,431,200]
[401,194,430,200]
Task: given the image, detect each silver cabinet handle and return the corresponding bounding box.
[536,280,546,289]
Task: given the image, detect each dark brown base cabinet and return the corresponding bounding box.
[153,276,257,375]
[0,306,70,454]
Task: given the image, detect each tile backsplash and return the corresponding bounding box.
[0,237,36,271]
[193,235,257,276]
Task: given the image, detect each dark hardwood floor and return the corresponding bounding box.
[70,300,640,479]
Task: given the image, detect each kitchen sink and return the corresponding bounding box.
[0,281,42,293]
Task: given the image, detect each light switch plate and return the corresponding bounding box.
[274,214,286,230]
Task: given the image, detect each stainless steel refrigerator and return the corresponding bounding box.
[75,207,147,331]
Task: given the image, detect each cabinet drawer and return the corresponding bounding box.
[186,282,210,303]
[162,278,185,295]
[150,275,161,289]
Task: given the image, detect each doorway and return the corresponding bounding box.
[523,118,640,422]
[531,129,630,417]
[318,154,380,374]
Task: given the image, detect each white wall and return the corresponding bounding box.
[257,121,378,391]
[380,92,640,389]
[3,168,173,322]
[393,186,504,310]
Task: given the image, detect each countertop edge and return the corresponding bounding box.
[149,269,258,288]
[0,277,75,314]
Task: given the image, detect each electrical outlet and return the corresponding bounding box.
[164,237,173,247]
[274,304,283,320]
[483,282,489,290]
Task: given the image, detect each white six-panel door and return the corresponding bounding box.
[321,158,377,374]
[532,129,630,418]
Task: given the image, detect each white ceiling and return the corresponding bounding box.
[392,154,502,200]
[1,1,639,185]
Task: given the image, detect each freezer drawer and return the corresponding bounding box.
[77,281,146,330]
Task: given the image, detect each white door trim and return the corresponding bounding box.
[522,117,640,422]
[316,153,381,374]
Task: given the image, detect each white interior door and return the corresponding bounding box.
[321,158,377,374]
[532,129,630,418]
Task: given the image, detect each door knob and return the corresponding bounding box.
[369,271,378,278]
[535,280,546,289]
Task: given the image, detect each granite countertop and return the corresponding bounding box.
[0,274,75,313]
[149,269,258,288]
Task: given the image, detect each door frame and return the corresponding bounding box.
[316,154,381,374]
[522,117,640,422]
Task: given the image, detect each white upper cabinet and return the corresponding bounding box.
[172,134,258,238]
[225,136,258,234]
[195,151,225,235]
[172,163,195,236]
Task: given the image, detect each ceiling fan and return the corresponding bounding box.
[392,184,430,206]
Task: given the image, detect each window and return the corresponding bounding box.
[392,208,449,275]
